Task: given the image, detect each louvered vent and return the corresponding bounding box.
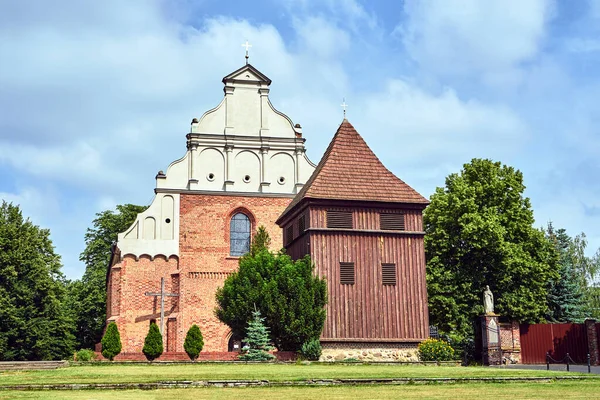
[298,214,306,233]
[340,262,355,285]
[380,213,405,231]
[382,263,397,286]
[286,224,294,245]
[327,211,353,229]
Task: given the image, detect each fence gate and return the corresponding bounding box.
[520,323,588,364]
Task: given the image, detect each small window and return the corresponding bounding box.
[382,263,397,286]
[230,213,251,256]
[298,214,306,233]
[327,210,353,229]
[380,213,405,231]
[340,262,355,285]
[285,224,294,245]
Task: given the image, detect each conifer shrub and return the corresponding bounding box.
[300,339,322,361]
[142,322,164,361]
[239,310,275,361]
[418,338,455,361]
[183,324,204,361]
[100,322,122,361]
[75,349,97,362]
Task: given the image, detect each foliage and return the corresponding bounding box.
[75,349,97,362]
[341,357,361,363]
[250,226,271,255]
[238,310,275,361]
[545,223,586,322]
[215,227,327,351]
[68,204,146,350]
[418,339,455,361]
[300,339,322,361]
[100,322,122,361]
[142,322,164,361]
[0,201,75,360]
[424,159,559,341]
[183,324,204,361]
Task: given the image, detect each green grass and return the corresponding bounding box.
[0,363,591,386]
[1,381,600,399]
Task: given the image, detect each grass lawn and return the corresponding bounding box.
[0,363,592,386]
[1,381,600,399]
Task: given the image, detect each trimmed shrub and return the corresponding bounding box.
[184,324,204,361]
[300,339,322,361]
[75,349,97,362]
[142,322,164,361]
[101,322,122,361]
[418,338,455,361]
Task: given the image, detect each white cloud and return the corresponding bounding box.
[398,0,554,79]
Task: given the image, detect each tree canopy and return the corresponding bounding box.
[215,227,327,351]
[424,159,558,341]
[0,201,75,360]
[69,204,146,349]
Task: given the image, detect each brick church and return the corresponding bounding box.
[106,61,430,359]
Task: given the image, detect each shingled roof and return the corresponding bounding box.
[279,119,429,220]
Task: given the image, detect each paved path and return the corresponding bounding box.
[491,364,600,374]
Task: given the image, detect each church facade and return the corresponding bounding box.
[106,62,429,358]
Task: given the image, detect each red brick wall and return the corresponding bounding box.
[107,193,292,354]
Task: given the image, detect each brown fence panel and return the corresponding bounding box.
[520,323,588,364]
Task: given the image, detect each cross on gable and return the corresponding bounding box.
[340,98,348,118]
[242,40,252,64]
[145,277,179,336]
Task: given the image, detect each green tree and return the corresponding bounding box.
[69,204,146,349]
[0,201,75,360]
[183,324,204,361]
[215,227,327,351]
[545,223,586,322]
[100,321,122,361]
[142,322,163,361]
[239,309,275,361]
[424,159,558,341]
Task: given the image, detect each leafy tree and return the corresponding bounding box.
[239,309,275,361]
[215,227,327,351]
[142,322,163,361]
[545,223,586,322]
[424,159,558,341]
[69,204,146,349]
[183,324,204,361]
[100,321,122,361]
[0,201,75,360]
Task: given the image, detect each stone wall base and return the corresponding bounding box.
[319,343,419,362]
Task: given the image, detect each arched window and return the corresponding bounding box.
[230,213,251,256]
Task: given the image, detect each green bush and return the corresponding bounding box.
[184,324,204,361]
[418,338,455,361]
[142,322,164,361]
[100,322,122,361]
[300,339,322,361]
[75,349,97,362]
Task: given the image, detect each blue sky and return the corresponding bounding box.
[1,0,600,279]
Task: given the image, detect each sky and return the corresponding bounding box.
[1,0,600,279]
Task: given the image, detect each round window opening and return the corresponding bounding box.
[278,176,286,185]
[165,218,171,224]
[207,173,215,181]
[243,175,251,183]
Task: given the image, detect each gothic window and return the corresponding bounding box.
[230,213,251,256]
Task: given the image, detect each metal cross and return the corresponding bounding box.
[144,277,179,336]
[341,98,348,118]
[242,40,252,64]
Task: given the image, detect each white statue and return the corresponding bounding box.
[483,285,494,314]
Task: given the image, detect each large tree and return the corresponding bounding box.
[69,204,146,349]
[0,201,75,360]
[424,159,558,341]
[215,227,327,351]
[545,223,586,322]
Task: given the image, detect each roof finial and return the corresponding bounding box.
[341,98,348,119]
[242,40,252,65]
